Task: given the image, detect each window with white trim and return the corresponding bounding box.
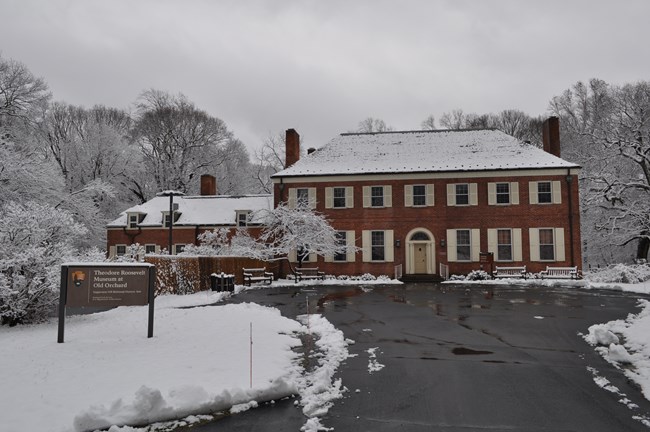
[529,181,561,205]
[455,184,469,205]
[362,230,394,262]
[371,231,385,261]
[456,229,471,261]
[363,186,392,208]
[128,214,139,229]
[412,185,426,206]
[236,210,251,227]
[334,231,347,262]
[289,187,316,209]
[538,182,552,204]
[174,244,185,254]
[333,187,346,208]
[371,186,384,207]
[539,229,555,260]
[296,188,309,207]
[496,183,510,204]
[447,183,477,206]
[145,244,157,254]
[497,229,512,261]
[116,244,127,256]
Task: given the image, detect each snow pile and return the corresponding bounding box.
[366,347,385,373]
[294,313,351,428]
[584,300,650,401]
[0,292,307,432]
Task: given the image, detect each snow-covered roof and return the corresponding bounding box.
[273,129,579,178]
[107,195,273,228]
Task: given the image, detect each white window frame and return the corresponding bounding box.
[487,228,522,262]
[447,183,478,206]
[405,184,435,207]
[127,213,140,229]
[145,244,158,254]
[325,186,354,209]
[362,230,394,262]
[288,187,317,209]
[116,244,127,256]
[446,228,480,262]
[236,210,251,227]
[174,244,186,255]
[488,182,519,206]
[363,186,392,208]
[529,181,561,205]
[529,227,565,262]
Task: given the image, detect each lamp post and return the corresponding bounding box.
[156,190,185,255]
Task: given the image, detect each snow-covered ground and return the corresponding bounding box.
[0,286,352,432]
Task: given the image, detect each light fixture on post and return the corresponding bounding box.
[156,190,185,255]
[440,239,446,248]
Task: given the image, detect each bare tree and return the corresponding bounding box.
[439,109,467,130]
[551,79,650,261]
[132,89,232,194]
[357,117,393,133]
[0,54,50,127]
[420,115,437,130]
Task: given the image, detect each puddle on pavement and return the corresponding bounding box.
[316,287,365,311]
[452,347,493,355]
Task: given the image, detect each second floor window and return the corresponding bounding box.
[412,185,426,206]
[455,184,469,205]
[371,186,384,207]
[537,182,552,203]
[333,187,346,208]
[496,183,510,204]
[296,188,309,207]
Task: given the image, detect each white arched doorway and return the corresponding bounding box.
[406,228,436,275]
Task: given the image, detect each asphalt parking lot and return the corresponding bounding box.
[193,282,650,431]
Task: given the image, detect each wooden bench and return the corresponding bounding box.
[294,267,325,283]
[493,265,527,279]
[539,266,579,279]
[242,267,274,286]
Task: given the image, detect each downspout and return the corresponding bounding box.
[566,169,575,267]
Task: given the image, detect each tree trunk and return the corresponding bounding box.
[637,236,650,262]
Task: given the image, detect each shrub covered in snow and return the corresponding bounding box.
[466,270,490,281]
[0,201,90,325]
[584,263,650,284]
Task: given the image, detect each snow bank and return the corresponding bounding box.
[584,300,650,401]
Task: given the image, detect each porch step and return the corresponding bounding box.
[400,274,444,283]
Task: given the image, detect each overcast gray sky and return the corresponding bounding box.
[1,0,648,152]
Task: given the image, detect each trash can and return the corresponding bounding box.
[211,272,235,292]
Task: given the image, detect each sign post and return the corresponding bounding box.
[58,263,156,343]
[479,252,494,277]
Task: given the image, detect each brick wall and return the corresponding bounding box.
[273,171,582,277]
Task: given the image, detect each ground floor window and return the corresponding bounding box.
[334,232,347,262]
[456,230,471,261]
[539,229,555,260]
[371,231,385,261]
[145,244,157,254]
[497,229,512,261]
[174,244,185,255]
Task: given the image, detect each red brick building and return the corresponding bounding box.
[272,117,581,279]
[106,175,272,258]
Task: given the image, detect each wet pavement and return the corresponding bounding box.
[189,282,650,431]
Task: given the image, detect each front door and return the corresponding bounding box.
[414,243,428,273]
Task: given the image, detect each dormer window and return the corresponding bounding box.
[236,210,251,227]
[162,211,181,227]
[127,212,145,229]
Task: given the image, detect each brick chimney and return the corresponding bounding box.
[285,128,300,168]
[200,174,217,196]
[542,116,561,157]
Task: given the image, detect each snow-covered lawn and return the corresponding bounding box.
[0,287,351,432]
